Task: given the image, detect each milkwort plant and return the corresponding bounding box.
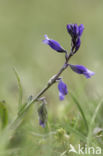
[11,24,95,131]
[41,24,94,127]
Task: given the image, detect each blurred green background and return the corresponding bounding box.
[0,0,103,155]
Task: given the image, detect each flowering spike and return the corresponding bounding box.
[67,24,84,53]
[58,79,68,101]
[43,35,66,53]
[69,64,95,78]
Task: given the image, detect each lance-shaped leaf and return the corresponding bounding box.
[0,101,8,129]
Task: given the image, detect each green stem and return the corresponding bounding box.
[10,53,72,128]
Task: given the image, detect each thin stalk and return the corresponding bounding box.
[10,53,72,128]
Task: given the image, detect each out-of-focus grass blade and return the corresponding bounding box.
[63,122,86,141]
[87,98,103,146]
[69,91,88,133]
[13,68,23,112]
[0,101,8,128]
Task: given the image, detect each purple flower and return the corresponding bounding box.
[43,35,66,53]
[58,79,68,100]
[67,24,84,38]
[69,64,95,78]
[67,24,84,53]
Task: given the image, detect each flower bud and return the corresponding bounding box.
[67,24,84,53]
[69,64,95,78]
[58,79,68,100]
[38,102,47,128]
[43,35,66,53]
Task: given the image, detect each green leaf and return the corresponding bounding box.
[13,67,23,112]
[0,101,8,128]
